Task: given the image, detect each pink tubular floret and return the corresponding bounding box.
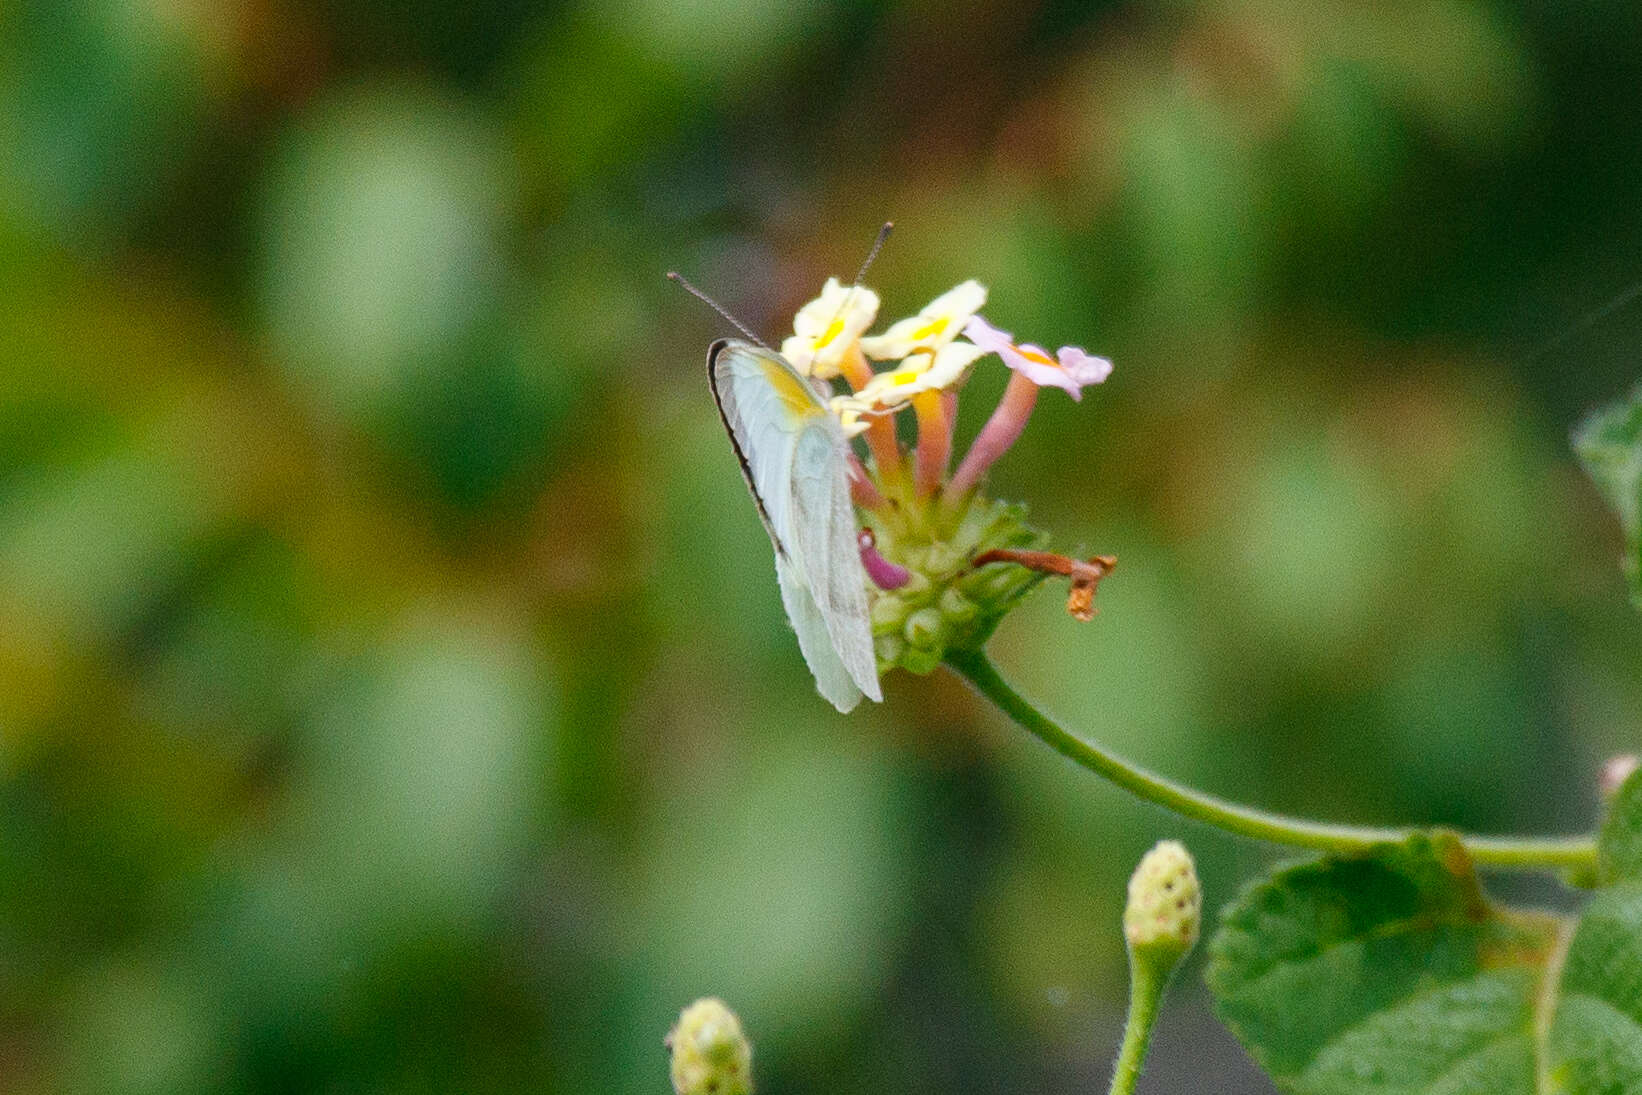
[858,529,911,589]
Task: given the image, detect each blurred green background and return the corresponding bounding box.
[2,0,1641,1091]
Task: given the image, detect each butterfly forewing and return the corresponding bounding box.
[708,340,882,710]
[708,340,811,558]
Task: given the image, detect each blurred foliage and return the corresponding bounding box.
[1575,383,1642,608]
[1,0,1642,1092]
[1550,766,1642,1094]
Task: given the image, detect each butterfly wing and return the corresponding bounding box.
[775,554,870,712]
[708,339,881,711]
[782,419,881,710]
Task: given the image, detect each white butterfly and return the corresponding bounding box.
[708,338,882,712]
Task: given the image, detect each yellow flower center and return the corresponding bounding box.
[910,315,951,342]
[1017,345,1057,367]
[814,317,847,350]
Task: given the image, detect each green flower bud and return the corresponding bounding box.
[897,544,931,572]
[897,571,935,607]
[874,633,906,666]
[864,495,1051,676]
[870,594,908,636]
[1123,840,1201,969]
[666,998,753,1095]
[981,564,1028,600]
[903,607,946,650]
[899,644,942,675]
[938,587,977,625]
[1110,843,1199,1095]
[923,541,962,576]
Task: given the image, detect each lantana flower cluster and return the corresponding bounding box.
[783,277,1113,673]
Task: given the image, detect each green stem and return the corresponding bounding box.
[1108,954,1166,1095]
[944,649,1597,872]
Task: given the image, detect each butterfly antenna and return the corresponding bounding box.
[853,221,894,286]
[811,222,898,358]
[667,271,769,348]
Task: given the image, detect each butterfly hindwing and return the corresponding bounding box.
[787,421,879,705]
[776,554,867,712]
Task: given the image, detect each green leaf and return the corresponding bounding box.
[1205,834,1562,1094]
[1573,386,1642,607]
[1544,775,1642,1093]
[1546,883,1642,1094]
[1599,766,1642,886]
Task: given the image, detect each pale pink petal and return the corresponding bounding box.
[962,314,1015,354]
[1002,341,1079,396]
[1056,345,1113,387]
[964,316,1100,399]
[964,315,1113,401]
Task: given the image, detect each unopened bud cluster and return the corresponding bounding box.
[666,998,753,1095]
[1124,840,1201,966]
[865,498,1047,674]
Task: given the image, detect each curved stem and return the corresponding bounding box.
[945,649,1597,872]
[1108,954,1166,1095]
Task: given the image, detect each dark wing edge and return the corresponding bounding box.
[707,338,786,560]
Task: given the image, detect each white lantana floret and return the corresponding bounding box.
[780,278,879,379]
[858,279,987,360]
[831,340,988,434]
